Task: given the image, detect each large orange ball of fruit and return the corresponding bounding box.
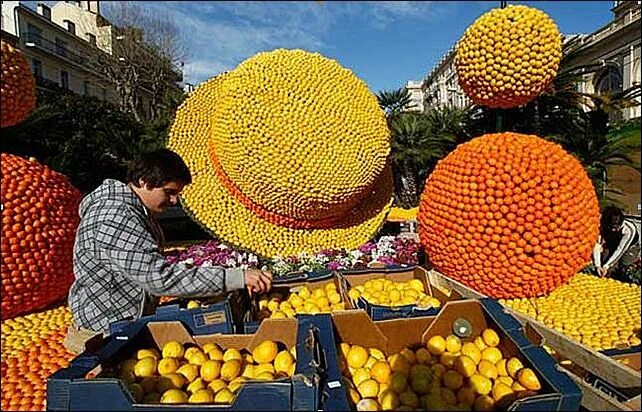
[1,154,82,320]
[1,40,36,128]
[455,5,562,108]
[418,133,599,298]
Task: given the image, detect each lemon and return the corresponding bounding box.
[208,379,227,393]
[188,388,215,404]
[399,348,417,364]
[506,357,524,378]
[441,387,458,406]
[517,367,541,390]
[221,360,242,381]
[389,371,408,394]
[474,336,488,351]
[134,357,157,378]
[214,388,235,404]
[357,379,380,398]
[223,348,243,362]
[157,373,186,393]
[469,374,492,396]
[443,370,464,390]
[461,342,482,364]
[445,335,462,353]
[481,347,502,364]
[370,361,391,384]
[137,348,160,360]
[199,360,221,382]
[473,394,495,411]
[160,388,188,404]
[477,360,498,380]
[378,389,399,410]
[388,353,411,376]
[207,346,224,361]
[186,377,205,394]
[410,373,431,395]
[492,382,514,403]
[457,386,476,406]
[356,398,381,411]
[187,300,200,309]
[348,387,362,404]
[439,352,458,368]
[482,329,500,347]
[415,347,432,364]
[427,335,446,355]
[162,341,185,359]
[184,346,203,360]
[347,345,369,368]
[176,364,199,383]
[157,357,180,375]
[495,358,509,376]
[352,368,371,386]
[399,389,419,408]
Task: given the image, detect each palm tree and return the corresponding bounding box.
[376,88,415,117]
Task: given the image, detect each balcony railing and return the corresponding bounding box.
[22,31,105,75]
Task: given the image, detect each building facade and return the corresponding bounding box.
[419,45,470,110]
[1,1,118,103]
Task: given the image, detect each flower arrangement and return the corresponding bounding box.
[164,235,420,278]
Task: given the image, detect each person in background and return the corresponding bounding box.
[592,206,641,282]
[65,149,272,354]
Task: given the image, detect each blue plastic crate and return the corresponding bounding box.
[339,266,461,321]
[47,315,335,411]
[322,299,582,411]
[109,292,248,336]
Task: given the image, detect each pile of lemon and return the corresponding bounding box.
[500,274,641,351]
[340,328,542,411]
[347,278,441,308]
[257,283,346,319]
[110,339,296,405]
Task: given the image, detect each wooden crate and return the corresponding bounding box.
[426,268,641,411]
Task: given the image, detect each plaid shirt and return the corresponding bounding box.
[68,179,244,333]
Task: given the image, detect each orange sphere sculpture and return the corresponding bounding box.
[418,133,600,298]
[1,154,82,319]
[1,40,36,128]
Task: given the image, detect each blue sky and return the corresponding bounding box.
[35,1,615,93]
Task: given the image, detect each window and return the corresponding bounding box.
[55,38,67,57]
[64,20,76,35]
[31,58,42,78]
[84,81,90,95]
[26,24,42,46]
[60,70,69,89]
[40,5,51,20]
[596,65,623,94]
[86,33,96,46]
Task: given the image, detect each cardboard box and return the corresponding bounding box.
[323,299,581,411]
[426,269,642,411]
[242,273,354,334]
[47,316,331,411]
[108,292,247,336]
[339,266,464,321]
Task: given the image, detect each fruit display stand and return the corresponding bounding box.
[324,299,581,411]
[243,272,354,334]
[46,315,336,411]
[109,291,247,336]
[425,269,642,411]
[340,266,465,321]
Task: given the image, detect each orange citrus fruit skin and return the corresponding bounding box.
[1,40,36,128]
[418,132,599,298]
[1,154,82,319]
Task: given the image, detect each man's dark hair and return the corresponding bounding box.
[600,205,624,234]
[126,149,192,188]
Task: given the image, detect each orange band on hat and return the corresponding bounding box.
[207,142,344,229]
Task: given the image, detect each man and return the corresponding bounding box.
[592,206,641,282]
[65,149,272,354]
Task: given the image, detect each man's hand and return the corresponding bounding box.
[244,269,273,296]
[597,266,608,277]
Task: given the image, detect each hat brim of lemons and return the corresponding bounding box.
[170,76,393,258]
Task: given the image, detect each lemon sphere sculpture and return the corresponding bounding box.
[455,5,562,108]
[168,49,393,257]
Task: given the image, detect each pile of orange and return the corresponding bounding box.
[418,132,599,299]
[1,39,36,128]
[1,305,74,411]
[1,153,82,319]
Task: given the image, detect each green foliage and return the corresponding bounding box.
[0,89,168,193]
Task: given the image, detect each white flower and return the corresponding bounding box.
[201,260,213,267]
[183,257,194,265]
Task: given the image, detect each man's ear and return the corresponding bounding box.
[138,178,148,190]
